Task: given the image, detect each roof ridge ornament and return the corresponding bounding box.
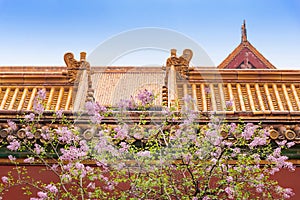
[64,52,86,83]
[165,49,193,79]
[241,20,247,43]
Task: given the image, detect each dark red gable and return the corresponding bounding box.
[218,21,276,69]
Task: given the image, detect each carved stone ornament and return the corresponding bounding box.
[166,49,193,67]
[64,52,84,83]
[165,49,193,78]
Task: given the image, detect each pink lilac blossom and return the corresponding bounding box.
[263,129,270,137]
[229,123,237,134]
[45,184,58,193]
[274,147,281,157]
[1,176,8,184]
[7,120,17,131]
[116,162,126,170]
[283,188,295,199]
[133,132,143,140]
[62,163,72,171]
[24,157,35,163]
[136,89,154,106]
[41,132,50,141]
[55,109,64,118]
[85,101,107,115]
[6,135,15,142]
[182,95,194,105]
[61,174,72,183]
[60,146,87,161]
[225,99,233,109]
[87,182,96,189]
[51,164,59,171]
[79,140,89,152]
[267,148,295,173]
[224,187,234,199]
[119,142,129,153]
[204,129,222,146]
[252,153,261,162]
[24,113,35,122]
[241,123,256,140]
[37,89,46,100]
[95,131,117,154]
[256,186,263,193]
[211,147,222,158]
[276,140,287,146]
[258,173,264,180]
[231,147,240,157]
[114,125,129,140]
[226,176,233,183]
[249,137,267,148]
[137,150,150,157]
[269,167,280,175]
[7,139,20,151]
[85,101,95,115]
[182,153,192,163]
[37,191,47,199]
[210,158,217,165]
[287,142,295,148]
[26,131,35,139]
[75,162,84,171]
[33,101,44,115]
[204,86,210,94]
[90,113,103,124]
[94,135,118,157]
[118,98,136,110]
[56,127,78,144]
[222,141,233,147]
[106,182,116,191]
[8,155,16,161]
[85,166,93,173]
[275,186,295,199]
[96,160,109,171]
[34,144,44,155]
[94,102,106,113]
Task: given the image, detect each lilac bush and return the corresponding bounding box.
[0,90,296,199]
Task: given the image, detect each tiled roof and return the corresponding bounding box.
[0,66,69,86]
[0,86,73,111]
[0,66,73,111]
[177,81,300,115]
[176,69,300,117]
[91,67,165,106]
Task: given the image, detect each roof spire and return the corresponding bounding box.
[241,20,247,42]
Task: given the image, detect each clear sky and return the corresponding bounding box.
[0,0,299,68]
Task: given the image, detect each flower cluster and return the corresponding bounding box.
[33,89,46,115]
[136,89,154,106]
[225,99,234,110]
[0,90,296,200]
[117,89,155,111]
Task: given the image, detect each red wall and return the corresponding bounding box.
[0,165,299,199]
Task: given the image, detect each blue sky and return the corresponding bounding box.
[0,0,299,68]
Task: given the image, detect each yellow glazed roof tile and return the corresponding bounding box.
[0,86,73,111]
